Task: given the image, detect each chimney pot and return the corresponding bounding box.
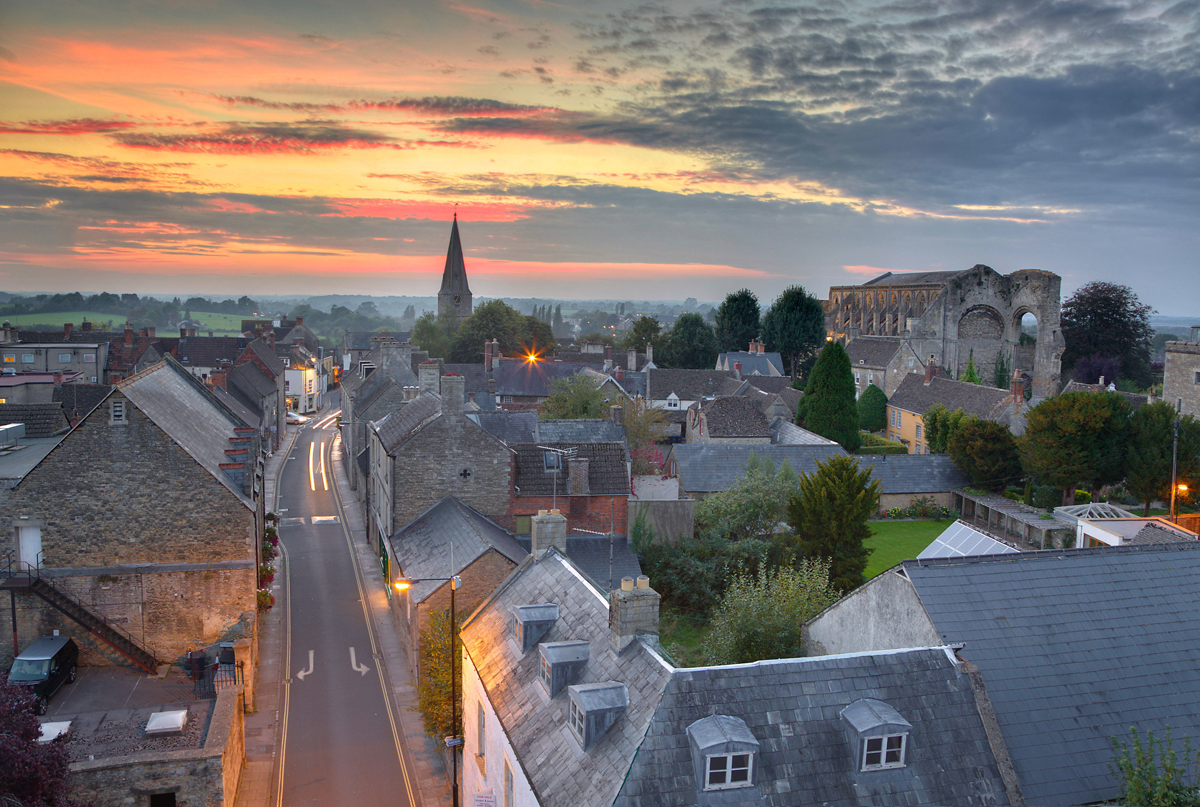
[636,575,649,590]
[621,577,634,592]
[610,578,661,651]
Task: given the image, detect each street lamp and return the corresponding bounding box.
[394,575,462,807]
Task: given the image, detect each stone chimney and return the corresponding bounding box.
[531,509,567,558]
[419,362,440,396]
[734,361,741,380]
[604,357,613,373]
[484,340,492,367]
[64,323,73,339]
[52,371,63,386]
[492,339,501,370]
[568,458,590,495]
[146,326,155,338]
[441,373,465,417]
[210,368,228,390]
[609,575,660,652]
[627,349,637,373]
[125,324,134,347]
[610,405,624,427]
[646,343,654,366]
[296,316,304,327]
[1191,326,1200,342]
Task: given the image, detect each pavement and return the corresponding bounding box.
[234,412,454,807]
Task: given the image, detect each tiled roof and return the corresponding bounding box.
[769,418,838,445]
[887,373,1012,419]
[538,418,626,444]
[460,550,674,807]
[389,497,527,603]
[855,454,970,494]
[859,270,961,286]
[732,376,795,395]
[716,350,784,376]
[211,385,259,429]
[0,403,70,437]
[16,328,120,343]
[903,544,1200,806]
[515,534,643,591]
[442,363,489,394]
[513,442,629,496]
[171,336,250,367]
[1131,523,1196,544]
[668,444,847,493]
[243,339,285,377]
[845,337,901,368]
[698,396,770,438]
[615,647,1011,807]
[647,368,737,401]
[356,374,404,414]
[229,361,276,398]
[469,411,540,445]
[374,392,442,452]
[52,384,112,423]
[105,337,162,373]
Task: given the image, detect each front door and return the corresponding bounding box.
[17,525,41,571]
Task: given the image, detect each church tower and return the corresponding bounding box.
[437,213,473,322]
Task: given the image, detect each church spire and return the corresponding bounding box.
[438,214,472,321]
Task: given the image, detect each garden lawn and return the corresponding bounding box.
[864,520,952,579]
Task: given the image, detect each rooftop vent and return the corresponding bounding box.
[513,603,558,653]
[538,640,589,696]
[145,709,189,736]
[567,681,628,751]
[39,721,71,744]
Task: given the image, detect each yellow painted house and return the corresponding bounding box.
[885,368,1026,454]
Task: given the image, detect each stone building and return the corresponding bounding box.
[885,366,1032,454]
[685,395,771,444]
[0,357,260,669]
[826,265,1065,398]
[1164,327,1200,418]
[438,213,473,322]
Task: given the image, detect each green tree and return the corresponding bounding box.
[960,352,982,384]
[1125,402,1200,515]
[797,341,861,452]
[947,416,1022,491]
[541,372,613,419]
[552,304,566,339]
[787,454,880,591]
[1020,391,1131,505]
[622,398,669,474]
[447,300,555,362]
[695,455,799,542]
[714,289,761,353]
[1110,727,1200,807]
[412,311,458,358]
[662,312,719,369]
[1062,281,1155,389]
[761,285,825,380]
[706,560,840,665]
[994,353,1011,389]
[618,316,662,352]
[857,384,888,432]
[416,609,461,739]
[923,404,966,454]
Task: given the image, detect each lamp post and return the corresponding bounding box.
[1171,402,1181,523]
[394,575,462,807]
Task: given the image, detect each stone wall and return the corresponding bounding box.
[1164,341,1200,418]
[878,491,956,512]
[67,687,244,807]
[802,570,940,657]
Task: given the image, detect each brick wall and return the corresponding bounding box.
[505,494,628,535]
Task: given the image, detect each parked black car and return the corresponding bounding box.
[7,636,78,715]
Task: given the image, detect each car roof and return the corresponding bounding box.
[16,636,74,661]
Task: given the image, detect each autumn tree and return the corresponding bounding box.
[662,312,719,369]
[714,289,761,353]
[416,610,461,740]
[947,416,1022,491]
[761,285,825,381]
[1125,402,1200,515]
[541,372,613,419]
[622,398,669,474]
[857,384,887,432]
[1061,281,1155,389]
[797,341,860,452]
[1019,391,1130,504]
[786,454,881,591]
[0,672,83,807]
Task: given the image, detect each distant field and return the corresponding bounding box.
[0,310,245,335]
[864,519,951,578]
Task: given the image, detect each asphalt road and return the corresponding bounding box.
[275,407,412,806]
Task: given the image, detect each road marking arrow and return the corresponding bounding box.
[296,650,314,681]
[349,646,370,676]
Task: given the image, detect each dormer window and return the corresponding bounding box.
[841,699,912,773]
[863,734,906,770]
[686,715,759,793]
[566,682,628,750]
[538,640,588,696]
[705,752,752,790]
[512,604,557,653]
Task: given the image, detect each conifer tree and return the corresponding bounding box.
[857,384,887,432]
[961,351,981,384]
[947,416,1021,490]
[786,454,880,591]
[714,289,761,353]
[798,341,861,451]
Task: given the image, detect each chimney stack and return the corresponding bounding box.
[609,575,660,652]
[125,324,134,347]
[568,458,590,496]
[646,343,654,366]
[484,340,492,368]
[146,326,155,338]
[734,361,741,381]
[1191,326,1200,342]
[296,316,303,327]
[924,356,937,385]
[419,362,440,396]
[757,340,764,355]
[441,373,465,417]
[531,509,568,558]
[492,339,501,370]
[64,323,73,339]
[615,366,624,379]
[210,368,228,390]
[610,405,624,426]
[628,349,637,373]
[81,320,91,332]
[268,330,275,349]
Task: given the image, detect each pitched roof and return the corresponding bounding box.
[389,497,526,602]
[855,454,971,494]
[469,411,540,444]
[441,363,489,394]
[769,418,838,445]
[903,544,1200,806]
[210,385,259,429]
[667,444,848,493]
[460,550,674,807]
[887,373,1012,419]
[538,418,625,444]
[918,520,1018,559]
[514,534,642,591]
[716,350,784,376]
[493,360,602,398]
[52,383,112,423]
[1131,523,1197,544]
[116,359,253,507]
[0,403,70,437]
[859,270,961,286]
[513,442,629,496]
[845,337,902,368]
[242,338,285,377]
[647,368,737,401]
[374,392,443,452]
[614,647,1011,807]
[171,335,250,367]
[439,215,471,296]
[228,361,276,398]
[698,396,771,438]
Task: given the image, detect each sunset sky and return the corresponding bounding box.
[1,0,1197,312]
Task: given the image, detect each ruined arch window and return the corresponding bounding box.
[891,292,897,306]
[878,292,884,306]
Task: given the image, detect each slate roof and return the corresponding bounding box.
[0,403,70,437]
[860,270,960,286]
[1131,523,1197,544]
[243,338,285,377]
[902,544,1200,806]
[460,550,674,807]
[697,396,770,438]
[513,442,629,496]
[667,444,848,493]
[105,337,163,375]
[356,374,404,414]
[389,497,527,603]
[538,418,625,444]
[769,418,838,445]
[514,534,642,591]
[229,361,276,399]
[171,336,250,367]
[855,454,971,494]
[614,647,1011,807]
[493,360,599,398]
[469,411,540,445]
[647,368,737,401]
[52,384,112,423]
[210,385,259,429]
[846,337,902,368]
[116,359,253,507]
[441,363,489,396]
[716,350,784,376]
[374,393,443,452]
[888,373,1012,419]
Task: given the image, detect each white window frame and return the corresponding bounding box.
[540,655,552,688]
[862,733,907,770]
[569,698,585,741]
[915,424,922,439]
[704,752,753,790]
[58,353,72,363]
[21,354,34,364]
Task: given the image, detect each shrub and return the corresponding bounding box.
[1033,484,1060,511]
[256,591,275,611]
[417,609,462,739]
[1075,490,1092,505]
[1110,727,1200,807]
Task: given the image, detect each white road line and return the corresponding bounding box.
[296,650,314,681]
[308,440,315,492]
[349,647,370,676]
[320,441,328,491]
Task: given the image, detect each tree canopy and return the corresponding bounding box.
[540,372,613,419]
[922,404,966,454]
[662,312,719,369]
[1019,391,1130,504]
[1125,402,1200,515]
[761,285,825,380]
[857,384,888,432]
[411,311,459,359]
[1061,281,1155,389]
[695,455,799,542]
[446,299,555,363]
[714,289,761,353]
[416,609,461,740]
[0,672,82,807]
[798,341,861,452]
[947,416,1022,490]
[786,454,880,592]
[622,398,669,474]
[618,316,663,352]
